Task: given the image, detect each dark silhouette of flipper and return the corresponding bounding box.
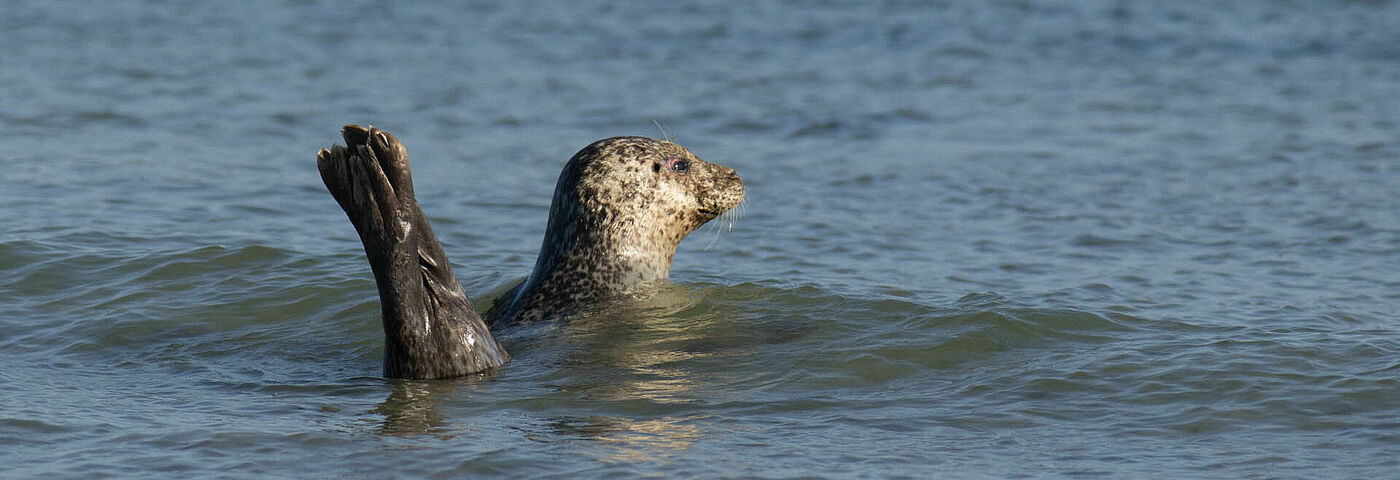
[317,125,508,379]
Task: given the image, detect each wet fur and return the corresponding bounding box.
[318,126,744,379]
[488,136,746,325]
[317,126,509,379]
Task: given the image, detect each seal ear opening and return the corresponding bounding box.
[652,163,661,173]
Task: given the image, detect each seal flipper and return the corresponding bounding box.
[318,125,509,379]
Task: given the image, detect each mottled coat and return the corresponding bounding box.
[488,136,746,325]
[318,127,743,379]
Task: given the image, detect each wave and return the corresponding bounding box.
[5,239,1391,441]
[0,239,382,382]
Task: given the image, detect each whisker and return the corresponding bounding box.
[651,118,675,143]
[731,199,747,231]
[703,213,722,250]
[703,200,745,251]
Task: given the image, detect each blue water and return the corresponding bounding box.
[3,1,1399,477]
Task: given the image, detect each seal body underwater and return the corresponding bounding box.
[317,125,745,379]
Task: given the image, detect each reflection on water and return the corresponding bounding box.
[374,380,463,438]
[552,284,750,404]
[536,415,708,464]
[372,284,736,461]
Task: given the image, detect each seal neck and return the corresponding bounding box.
[497,201,680,323]
[528,212,678,293]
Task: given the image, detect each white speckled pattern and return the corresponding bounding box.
[489,136,745,325]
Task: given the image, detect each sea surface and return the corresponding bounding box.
[3,1,1399,478]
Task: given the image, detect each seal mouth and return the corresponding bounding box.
[697,208,721,217]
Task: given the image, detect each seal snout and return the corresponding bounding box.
[706,166,745,216]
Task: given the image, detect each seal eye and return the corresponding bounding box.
[667,157,690,174]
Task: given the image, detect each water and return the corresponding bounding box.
[3,0,1399,477]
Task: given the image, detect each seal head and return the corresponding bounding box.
[489,136,745,324]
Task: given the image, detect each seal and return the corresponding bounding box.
[317,125,744,379]
[486,135,746,325]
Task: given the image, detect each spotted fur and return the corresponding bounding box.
[488,136,745,325]
[319,127,744,379]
